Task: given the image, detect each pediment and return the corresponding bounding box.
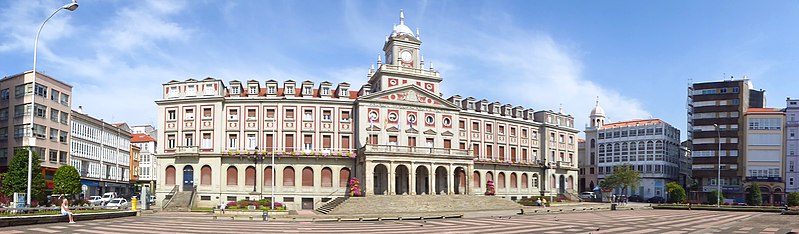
[386,126,400,132]
[359,85,460,110]
[405,127,419,134]
[366,126,382,131]
[424,129,437,135]
[440,131,454,136]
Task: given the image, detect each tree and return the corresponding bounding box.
[601,164,641,195]
[708,190,725,205]
[787,192,799,207]
[53,165,81,196]
[665,182,686,203]
[746,183,763,206]
[1,149,46,202]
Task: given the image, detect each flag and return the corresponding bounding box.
[369,117,373,129]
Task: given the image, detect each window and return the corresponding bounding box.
[201,133,212,149]
[59,130,67,143]
[247,109,256,120]
[0,88,8,100]
[34,84,47,97]
[167,134,176,149]
[33,124,46,138]
[388,135,398,145]
[472,122,479,131]
[303,86,312,95]
[228,109,238,120]
[321,87,330,96]
[60,112,68,124]
[498,125,505,134]
[186,85,196,96]
[60,93,69,105]
[263,109,275,119]
[204,83,215,95]
[50,128,58,142]
[426,138,434,147]
[49,150,57,162]
[303,109,313,121]
[50,89,60,102]
[185,109,194,120]
[249,86,258,94]
[267,86,276,94]
[748,118,782,130]
[203,108,212,119]
[408,136,416,148]
[338,88,347,97]
[285,134,294,152]
[285,109,295,119]
[322,110,332,121]
[50,109,58,122]
[14,104,30,117]
[322,135,332,150]
[167,110,176,121]
[184,133,194,146]
[230,86,240,95]
[444,139,451,149]
[285,85,295,94]
[341,110,350,121]
[341,136,350,150]
[15,83,32,98]
[228,134,238,149]
[486,123,492,133]
[246,134,257,150]
[33,104,46,118]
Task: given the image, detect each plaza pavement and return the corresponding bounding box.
[2,208,798,234]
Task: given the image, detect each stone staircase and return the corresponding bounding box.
[315,197,349,214]
[327,195,522,215]
[162,191,194,212]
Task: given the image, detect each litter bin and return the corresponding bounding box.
[611,204,617,210]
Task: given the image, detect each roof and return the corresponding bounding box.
[601,119,664,129]
[131,133,156,143]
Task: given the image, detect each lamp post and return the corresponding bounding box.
[713,123,721,207]
[271,126,276,210]
[28,0,78,207]
[251,147,261,193]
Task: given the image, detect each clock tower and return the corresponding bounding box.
[367,10,442,95]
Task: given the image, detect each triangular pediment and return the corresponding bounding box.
[405,127,419,134]
[386,126,400,132]
[359,85,460,110]
[441,131,454,136]
[366,126,382,131]
[424,129,437,135]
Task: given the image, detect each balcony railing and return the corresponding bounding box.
[362,144,470,157]
[175,146,199,155]
[557,161,573,168]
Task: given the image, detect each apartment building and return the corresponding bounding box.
[70,109,133,196]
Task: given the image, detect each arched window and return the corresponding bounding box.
[263,166,273,187]
[590,139,595,148]
[568,175,574,189]
[486,171,494,183]
[498,172,506,189]
[302,167,314,187]
[283,167,295,186]
[321,167,333,187]
[473,171,481,188]
[201,166,212,185]
[226,166,238,186]
[550,175,556,189]
[510,173,517,188]
[339,168,351,187]
[165,166,176,185]
[245,166,256,186]
[522,173,529,188]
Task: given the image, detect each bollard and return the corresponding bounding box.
[132,197,137,211]
[249,216,253,220]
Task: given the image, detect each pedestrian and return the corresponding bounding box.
[611,194,616,203]
[536,198,542,207]
[542,198,548,207]
[220,201,227,214]
[60,196,76,224]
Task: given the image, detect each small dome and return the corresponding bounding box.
[393,24,414,36]
[590,99,605,117]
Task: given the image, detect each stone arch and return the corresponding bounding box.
[568,175,574,190]
[521,173,528,189]
[321,167,333,187]
[374,164,388,195]
[263,166,273,187]
[415,166,430,195]
[165,165,176,185]
[435,166,448,195]
[226,166,238,186]
[302,167,314,187]
[454,167,466,194]
[473,171,481,188]
[200,165,212,185]
[498,172,506,189]
[395,165,410,195]
[283,166,295,186]
[510,172,518,189]
[245,166,256,186]
[339,167,351,188]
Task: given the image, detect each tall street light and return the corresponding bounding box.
[28,0,79,207]
[713,124,721,208]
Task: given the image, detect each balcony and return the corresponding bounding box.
[361,145,471,159]
[557,161,573,168]
[174,146,199,157]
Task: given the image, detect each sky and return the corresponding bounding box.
[2,0,799,139]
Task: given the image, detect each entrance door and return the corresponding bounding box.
[301,198,314,210]
[183,166,194,191]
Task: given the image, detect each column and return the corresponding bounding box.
[429,163,435,195]
[410,162,416,195]
[366,163,375,195]
[447,164,454,195]
[388,161,395,195]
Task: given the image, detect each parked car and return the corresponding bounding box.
[87,196,104,205]
[628,195,644,202]
[106,198,129,209]
[580,192,596,200]
[100,192,118,204]
[646,196,666,203]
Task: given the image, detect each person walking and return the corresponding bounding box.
[536,198,542,207]
[60,196,76,224]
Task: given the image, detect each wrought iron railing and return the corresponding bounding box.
[162,185,179,209]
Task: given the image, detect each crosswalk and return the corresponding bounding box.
[2,209,797,234]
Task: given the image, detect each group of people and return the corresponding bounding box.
[535,198,548,207]
[610,194,628,205]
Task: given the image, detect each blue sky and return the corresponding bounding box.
[2,1,798,139]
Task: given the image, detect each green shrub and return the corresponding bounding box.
[665,182,687,203]
[746,183,762,206]
[708,190,724,205]
[788,192,799,207]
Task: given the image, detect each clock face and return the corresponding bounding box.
[400,51,412,62]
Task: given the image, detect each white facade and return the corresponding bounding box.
[70,110,132,195]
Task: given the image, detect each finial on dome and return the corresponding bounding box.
[400,9,405,25]
[420,55,425,68]
[429,62,434,70]
[559,104,564,114]
[377,54,382,64]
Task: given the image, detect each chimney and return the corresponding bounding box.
[77,105,83,113]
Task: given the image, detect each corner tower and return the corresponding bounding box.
[589,97,605,129]
[367,10,442,95]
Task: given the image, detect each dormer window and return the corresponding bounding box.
[303,86,312,95]
[267,86,276,94]
[285,85,295,94]
[494,107,500,114]
[322,87,330,96]
[339,88,348,97]
[467,102,475,110]
[231,86,240,95]
[186,85,196,96]
[204,84,214,95]
[168,87,178,98]
[481,104,488,111]
[249,86,258,95]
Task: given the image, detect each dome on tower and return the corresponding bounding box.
[392,10,415,37]
[590,98,605,117]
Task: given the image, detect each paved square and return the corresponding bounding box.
[2,210,797,233]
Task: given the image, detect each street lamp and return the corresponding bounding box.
[28,0,79,208]
[713,123,721,208]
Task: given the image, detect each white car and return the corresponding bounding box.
[580,192,596,200]
[100,192,117,204]
[106,198,129,209]
[87,196,103,205]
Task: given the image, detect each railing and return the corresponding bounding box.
[313,189,341,208]
[175,146,199,154]
[162,185,179,209]
[362,145,471,156]
[188,185,197,210]
[378,64,440,77]
[557,161,572,168]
